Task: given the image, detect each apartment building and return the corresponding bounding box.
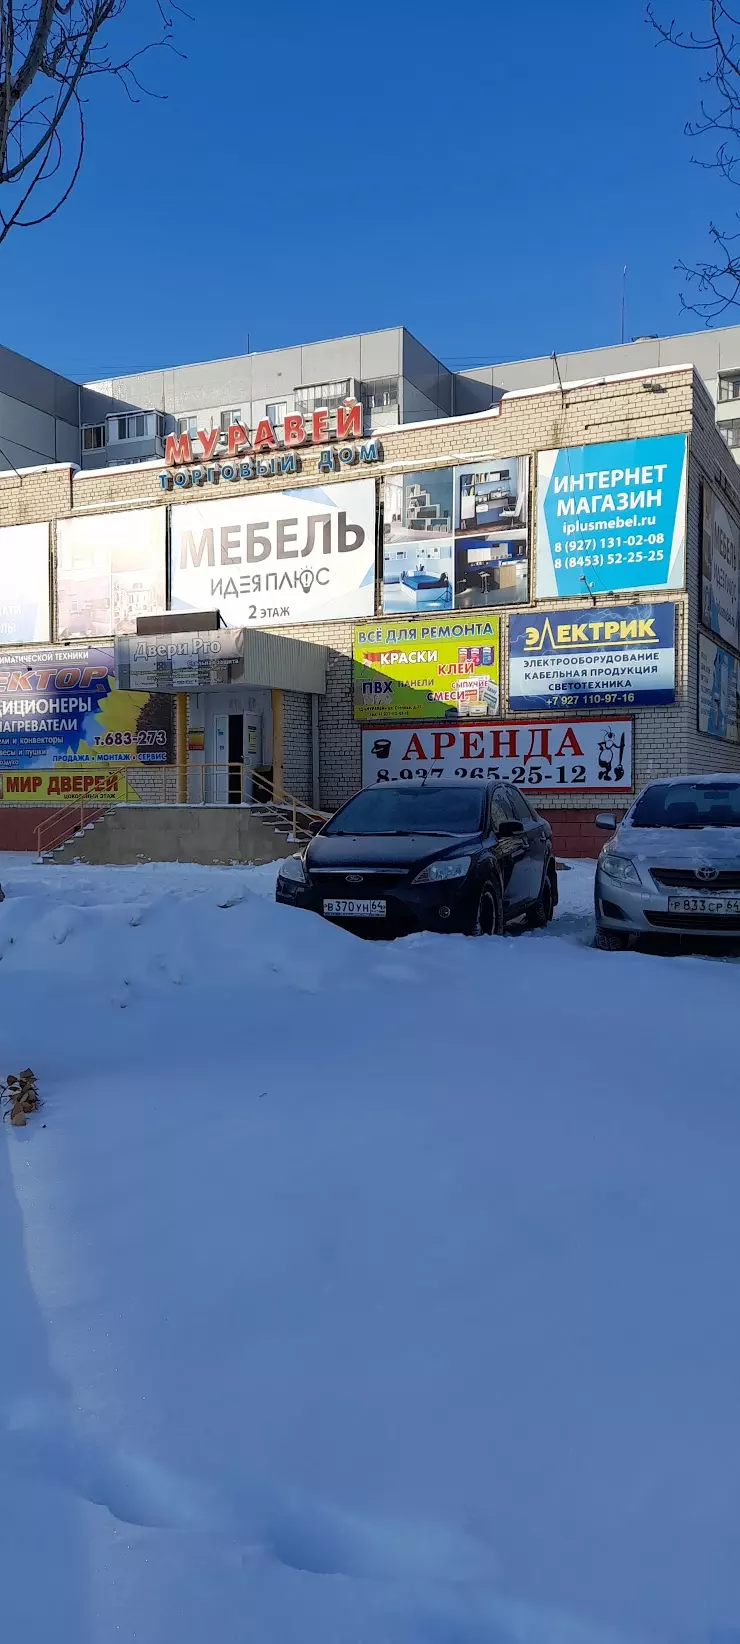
[7,317,740,476]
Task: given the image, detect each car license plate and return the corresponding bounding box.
[667,896,740,915]
[323,898,386,918]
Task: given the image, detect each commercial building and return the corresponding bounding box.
[0,360,738,859]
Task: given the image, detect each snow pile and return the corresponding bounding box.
[1,856,738,1644]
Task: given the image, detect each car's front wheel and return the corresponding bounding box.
[471,879,504,936]
[595,925,630,951]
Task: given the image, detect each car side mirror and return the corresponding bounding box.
[595,812,617,831]
[497,818,525,838]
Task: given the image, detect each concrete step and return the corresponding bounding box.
[47,804,306,867]
[42,807,111,863]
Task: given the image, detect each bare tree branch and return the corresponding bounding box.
[647,2,740,318]
[0,0,189,247]
[9,0,56,107]
[13,90,84,226]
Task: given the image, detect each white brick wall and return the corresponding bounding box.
[282,690,313,804]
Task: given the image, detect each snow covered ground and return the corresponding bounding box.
[1,853,738,1644]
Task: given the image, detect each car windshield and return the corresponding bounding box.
[324,785,485,836]
[630,782,740,828]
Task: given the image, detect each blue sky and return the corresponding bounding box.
[0,0,733,382]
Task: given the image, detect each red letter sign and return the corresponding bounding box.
[228,423,250,455]
[197,427,220,460]
[337,401,362,440]
[253,418,278,451]
[165,431,192,466]
[283,413,306,446]
[431,731,456,760]
[312,409,330,443]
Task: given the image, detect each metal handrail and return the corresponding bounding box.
[242,766,329,836]
[25,762,329,858]
[36,804,107,860]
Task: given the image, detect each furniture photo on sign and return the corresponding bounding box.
[454,536,528,607]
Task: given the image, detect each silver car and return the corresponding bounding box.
[594,774,740,949]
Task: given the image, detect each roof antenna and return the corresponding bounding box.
[580,574,597,606]
[551,351,565,407]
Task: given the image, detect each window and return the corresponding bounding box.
[177,416,197,438]
[720,419,740,450]
[507,787,537,823]
[220,409,241,433]
[718,373,740,402]
[266,401,287,427]
[630,781,740,827]
[82,424,105,451]
[323,784,485,836]
[361,376,398,410]
[294,379,352,414]
[111,412,150,442]
[489,789,515,829]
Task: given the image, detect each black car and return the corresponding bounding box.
[275,780,557,937]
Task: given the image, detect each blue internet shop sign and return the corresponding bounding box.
[535,434,687,599]
[508,602,676,710]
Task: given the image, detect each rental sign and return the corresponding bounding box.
[361,718,634,793]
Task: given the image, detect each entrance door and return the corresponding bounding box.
[227,714,244,804]
[212,714,245,804]
[211,712,262,803]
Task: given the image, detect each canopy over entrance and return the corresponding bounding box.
[115,625,326,695]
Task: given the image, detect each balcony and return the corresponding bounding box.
[102,410,167,466]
